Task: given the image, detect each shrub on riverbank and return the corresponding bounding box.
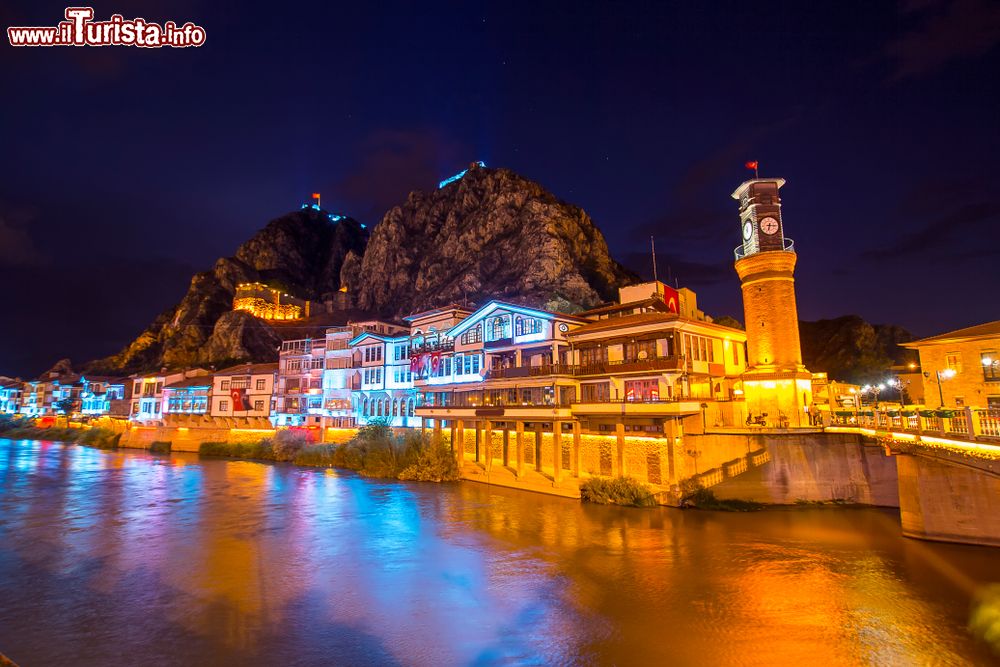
[149,441,171,454]
[197,422,461,482]
[580,476,657,507]
[679,480,763,512]
[0,424,119,449]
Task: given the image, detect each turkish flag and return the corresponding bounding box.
[230,388,247,411]
[312,193,320,200]
[409,356,419,373]
[745,161,758,170]
[431,352,441,374]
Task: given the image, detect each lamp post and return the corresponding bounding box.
[886,377,909,407]
[929,368,956,408]
[861,383,884,409]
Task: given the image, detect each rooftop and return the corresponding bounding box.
[904,320,1000,347]
[214,362,279,376]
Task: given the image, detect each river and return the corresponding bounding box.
[0,438,998,666]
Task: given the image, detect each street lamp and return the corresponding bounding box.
[861,383,885,409]
[885,377,909,407]
[926,368,956,408]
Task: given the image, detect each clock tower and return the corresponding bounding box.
[732,177,812,427]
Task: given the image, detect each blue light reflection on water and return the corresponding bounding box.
[1,438,999,666]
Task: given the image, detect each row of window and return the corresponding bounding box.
[363,368,383,385]
[220,378,268,391]
[285,358,324,371]
[363,346,383,363]
[685,334,716,363]
[945,351,1000,381]
[217,399,267,412]
[361,396,415,418]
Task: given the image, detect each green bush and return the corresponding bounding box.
[268,430,310,461]
[197,425,460,483]
[149,441,172,454]
[580,476,657,507]
[679,479,763,511]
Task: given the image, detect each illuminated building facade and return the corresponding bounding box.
[350,326,419,428]
[732,177,812,427]
[903,320,1000,410]
[413,287,747,449]
[130,369,211,423]
[0,378,23,415]
[18,372,81,418]
[210,363,277,418]
[78,377,127,416]
[163,377,212,416]
[232,282,310,321]
[273,338,327,427]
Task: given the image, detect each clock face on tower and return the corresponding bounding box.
[742,220,753,240]
[759,217,780,235]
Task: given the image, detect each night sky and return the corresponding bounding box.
[1,0,998,377]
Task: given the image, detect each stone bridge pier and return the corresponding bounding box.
[896,452,1000,547]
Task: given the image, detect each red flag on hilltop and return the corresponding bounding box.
[312,193,320,200]
[744,161,758,171]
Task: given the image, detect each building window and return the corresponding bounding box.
[221,380,230,391]
[490,316,510,341]
[220,400,229,412]
[254,400,264,412]
[982,351,999,382]
[256,379,266,391]
[945,352,962,374]
[625,379,660,402]
[515,317,542,336]
[461,324,482,345]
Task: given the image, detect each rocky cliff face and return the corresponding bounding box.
[345,163,635,315]
[91,208,368,373]
[90,165,634,374]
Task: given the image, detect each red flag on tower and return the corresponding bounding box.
[312,193,321,200]
[744,161,758,171]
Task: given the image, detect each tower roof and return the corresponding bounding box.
[731,178,786,200]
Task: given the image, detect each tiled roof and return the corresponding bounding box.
[214,362,279,376]
[905,320,1000,346]
[164,376,214,389]
[566,312,681,335]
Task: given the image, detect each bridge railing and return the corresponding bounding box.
[826,407,1000,443]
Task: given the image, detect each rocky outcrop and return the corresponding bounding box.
[351,163,635,315]
[91,208,368,373]
[200,311,283,366]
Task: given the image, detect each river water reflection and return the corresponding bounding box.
[0,439,998,666]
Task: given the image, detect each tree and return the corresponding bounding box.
[53,396,78,427]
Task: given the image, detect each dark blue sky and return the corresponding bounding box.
[1,0,998,376]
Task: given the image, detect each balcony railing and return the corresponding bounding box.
[734,237,795,260]
[489,364,577,379]
[577,356,682,376]
[483,337,514,349]
[411,340,455,354]
[571,397,681,405]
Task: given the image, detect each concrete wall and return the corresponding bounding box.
[896,454,1000,547]
[702,432,900,506]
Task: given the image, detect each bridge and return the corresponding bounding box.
[825,409,1000,547]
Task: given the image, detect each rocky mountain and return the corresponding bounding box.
[799,316,916,383]
[89,208,368,373]
[90,165,636,373]
[344,163,636,315]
